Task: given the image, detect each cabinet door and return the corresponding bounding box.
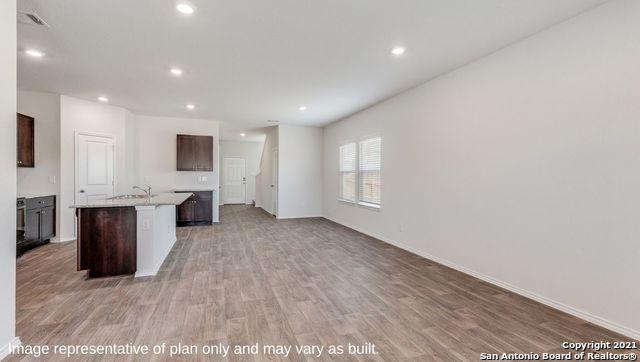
[195,136,213,171]
[25,209,40,241]
[40,206,55,240]
[176,198,195,222]
[17,113,34,168]
[194,197,212,222]
[176,135,196,171]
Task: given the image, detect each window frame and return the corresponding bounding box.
[338,141,357,204]
[337,135,382,210]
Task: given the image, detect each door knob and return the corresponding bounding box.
[79,190,85,193]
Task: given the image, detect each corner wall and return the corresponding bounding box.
[323,0,640,338]
[0,0,18,358]
[277,125,323,219]
[255,127,279,214]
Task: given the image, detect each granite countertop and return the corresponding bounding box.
[70,192,192,208]
[17,193,56,199]
[173,187,217,192]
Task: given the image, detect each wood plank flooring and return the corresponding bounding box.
[8,205,636,361]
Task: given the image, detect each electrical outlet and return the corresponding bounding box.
[142,220,151,230]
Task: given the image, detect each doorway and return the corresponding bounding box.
[75,132,115,205]
[222,157,246,204]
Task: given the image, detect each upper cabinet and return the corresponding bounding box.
[176,134,213,171]
[17,113,35,168]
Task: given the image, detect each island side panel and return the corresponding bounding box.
[77,207,137,278]
[76,209,88,271]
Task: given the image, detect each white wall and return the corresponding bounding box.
[324,0,640,339]
[130,114,220,222]
[16,91,60,197]
[255,127,279,214]
[17,91,61,239]
[0,0,17,358]
[59,96,133,241]
[277,125,323,219]
[219,140,263,205]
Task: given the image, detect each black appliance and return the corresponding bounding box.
[16,197,25,242]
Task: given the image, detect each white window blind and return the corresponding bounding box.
[358,137,381,207]
[339,143,357,202]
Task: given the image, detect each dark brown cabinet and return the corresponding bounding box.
[176,134,213,171]
[76,207,137,278]
[17,113,35,168]
[175,191,213,226]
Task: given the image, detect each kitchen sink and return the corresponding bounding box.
[109,194,157,200]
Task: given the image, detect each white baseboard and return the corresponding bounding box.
[323,215,640,341]
[0,337,21,361]
[52,236,75,243]
[258,206,274,216]
[277,214,323,220]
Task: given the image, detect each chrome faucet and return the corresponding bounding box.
[133,185,152,197]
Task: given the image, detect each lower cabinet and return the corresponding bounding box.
[175,191,213,226]
[19,195,56,255]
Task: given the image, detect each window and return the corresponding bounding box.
[339,143,357,202]
[358,137,381,207]
[338,137,382,208]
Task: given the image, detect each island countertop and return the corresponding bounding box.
[70,192,192,208]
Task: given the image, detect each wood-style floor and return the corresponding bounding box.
[9,205,635,361]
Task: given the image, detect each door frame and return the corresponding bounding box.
[271,148,278,217]
[222,156,247,205]
[74,131,116,205]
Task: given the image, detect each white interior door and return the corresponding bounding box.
[271,149,278,216]
[76,133,115,204]
[223,157,246,204]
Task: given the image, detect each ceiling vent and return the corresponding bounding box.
[17,11,50,28]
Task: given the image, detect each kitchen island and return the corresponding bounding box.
[70,193,191,278]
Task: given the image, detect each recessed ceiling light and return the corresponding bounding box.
[391,46,406,56]
[176,2,195,15]
[25,49,44,58]
[240,133,246,137]
[170,68,183,76]
[97,96,108,103]
[298,105,307,112]
[186,103,195,110]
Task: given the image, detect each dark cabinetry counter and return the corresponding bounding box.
[18,195,56,255]
[17,113,34,167]
[175,190,213,226]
